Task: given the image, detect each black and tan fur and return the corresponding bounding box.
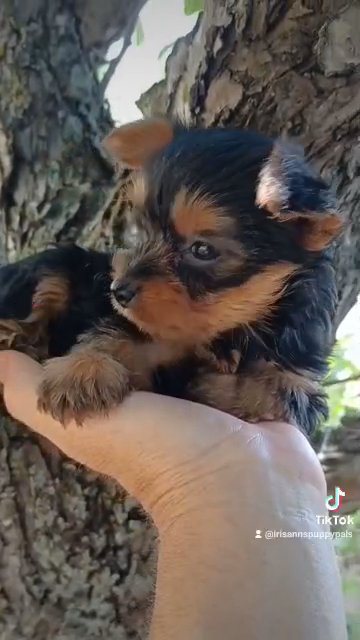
[0,118,343,434]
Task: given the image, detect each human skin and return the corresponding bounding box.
[0,351,347,640]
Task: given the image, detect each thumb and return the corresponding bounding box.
[0,351,191,496]
[0,350,76,450]
[0,351,143,485]
[0,350,44,418]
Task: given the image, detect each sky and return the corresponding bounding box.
[337,300,360,367]
[105,0,359,364]
[106,0,197,124]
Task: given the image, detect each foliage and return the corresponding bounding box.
[325,337,360,426]
[135,0,204,47]
[336,511,360,638]
[134,19,145,46]
[326,325,360,636]
[184,0,204,15]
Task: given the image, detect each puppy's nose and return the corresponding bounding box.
[111,282,138,308]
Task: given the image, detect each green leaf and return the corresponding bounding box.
[326,338,360,384]
[158,42,176,60]
[135,19,144,46]
[184,0,204,16]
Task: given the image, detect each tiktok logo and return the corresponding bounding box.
[326,487,346,512]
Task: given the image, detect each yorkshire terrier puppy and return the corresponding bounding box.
[0,118,343,435]
[0,245,112,359]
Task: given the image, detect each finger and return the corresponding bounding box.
[0,351,68,441]
[0,351,185,485]
[0,351,190,508]
[0,350,114,469]
[0,350,233,501]
[0,351,145,486]
[0,352,321,525]
[0,350,43,412]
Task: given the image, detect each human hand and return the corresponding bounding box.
[0,350,324,530]
[0,350,346,640]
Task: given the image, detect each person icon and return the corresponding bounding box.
[255,530,262,539]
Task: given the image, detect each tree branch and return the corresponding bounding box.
[74,0,147,58]
[324,374,360,387]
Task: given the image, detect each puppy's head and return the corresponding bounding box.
[104,119,342,344]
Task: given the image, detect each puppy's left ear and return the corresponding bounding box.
[256,141,343,251]
[103,118,174,169]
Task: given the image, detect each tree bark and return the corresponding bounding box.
[0,416,155,640]
[1,0,360,637]
[0,2,155,639]
[0,0,146,262]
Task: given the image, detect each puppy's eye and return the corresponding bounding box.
[190,241,218,261]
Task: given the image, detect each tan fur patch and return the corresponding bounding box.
[38,326,189,425]
[76,327,188,380]
[31,275,70,321]
[0,275,69,362]
[111,239,174,285]
[280,211,343,252]
[103,118,174,169]
[111,249,133,282]
[38,350,131,425]
[123,262,297,343]
[0,317,48,360]
[126,172,148,209]
[188,361,320,424]
[172,188,233,238]
[197,345,241,374]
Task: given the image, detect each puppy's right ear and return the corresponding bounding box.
[103,118,174,169]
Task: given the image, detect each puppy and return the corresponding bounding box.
[0,118,343,435]
[0,244,112,359]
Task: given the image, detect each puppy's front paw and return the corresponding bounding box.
[37,351,131,426]
[197,346,240,374]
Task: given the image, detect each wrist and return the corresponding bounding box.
[152,422,326,535]
[151,430,346,640]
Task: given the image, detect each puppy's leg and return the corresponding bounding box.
[37,345,131,426]
[0,317,43,359]
[37,326,186,425]
[0,275,70,360]
[196,345,241,374]
[29,274,70,322]
[187,361,325,434]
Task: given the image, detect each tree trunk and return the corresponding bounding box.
[1,1,360,638]
[0,2,155,639]
[0,0,146,262]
